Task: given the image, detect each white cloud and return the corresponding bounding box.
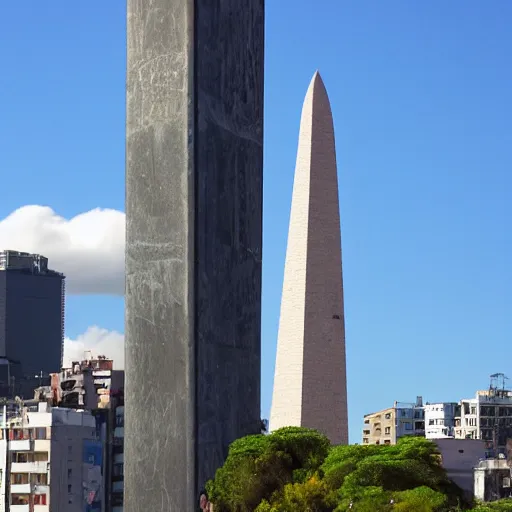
[64,326,124,369]
[0,205,125,295]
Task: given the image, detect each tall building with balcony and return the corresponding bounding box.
[50,356,124,512]
[424,402,457,439]
[362,397,425,445]
[0,251,65,399]
[454,386,512,454]
[5,403,102,512]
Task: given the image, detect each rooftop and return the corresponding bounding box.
[0,250,64,277]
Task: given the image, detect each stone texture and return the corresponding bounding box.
[125,1,264,510]
[270,72,348,445]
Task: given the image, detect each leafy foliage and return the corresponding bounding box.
[471,500,512,511]
[207,428,330,512]
[206,430,488,511]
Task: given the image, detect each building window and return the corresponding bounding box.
[68,469,72,479]
[33,452,48,462]
[13,473,28,485]
[429,419,435,425]
[362,438,369,444]
[35,428,46,440]
[11,495,30,505]
[385,427,391,435]
[384,440,391,445]
[34,494,47,505]
[113,463,124,477]
[385,413,391,419]
[405,423,413,430]
[10,429,26,440]
[32,473,47,485]
[15,453,29,463]
[116,415,124,428]
[68,484,72,493]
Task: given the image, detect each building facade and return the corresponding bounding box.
[112,406,124,512]
[455,388,512,452]
[6,403,102,512]
[434,438,487,498]
[362,398,425,445]
[51,357,125,512]
[425,402,457,439]
[0,251,65,399]
[474,458,512,502]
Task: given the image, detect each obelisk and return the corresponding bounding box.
[125,2,264,510]
[270,72,348,445]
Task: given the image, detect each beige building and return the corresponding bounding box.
[362,398,425,445]
[363,408,396,445]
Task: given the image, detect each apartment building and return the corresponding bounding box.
[52,356,125,511]
[6,403,102,512]
[454,387,512,452]
[424,403,457,439]
[362,397,425,445]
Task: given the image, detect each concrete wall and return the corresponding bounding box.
[125,1,264,509]
[435,438,487,497]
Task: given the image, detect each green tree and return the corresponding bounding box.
[471,500,512,511]
[393,486,447,512]
[207,431,471,511]
[207,427,330,512]
[255,475,332,512]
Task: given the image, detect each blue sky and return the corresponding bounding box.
[0,1,510,443]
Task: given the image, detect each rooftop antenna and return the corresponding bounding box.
[490,373,509,393]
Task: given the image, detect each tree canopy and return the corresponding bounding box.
[206,427,512,512]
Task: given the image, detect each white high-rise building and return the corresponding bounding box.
[455,388,512,451]
[424,403,457,439]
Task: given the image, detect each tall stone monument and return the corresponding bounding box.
[270,72,349,445]
[125,1,264,510]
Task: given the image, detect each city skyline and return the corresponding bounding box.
[0,2,510,442]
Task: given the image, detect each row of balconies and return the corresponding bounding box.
[10,505,48,512]
[11,462,49,473]
[9,440,51,452]
[11,483,49,494]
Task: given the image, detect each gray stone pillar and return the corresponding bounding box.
[125,1,264,511]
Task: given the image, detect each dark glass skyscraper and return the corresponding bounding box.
[0,250,65,398]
